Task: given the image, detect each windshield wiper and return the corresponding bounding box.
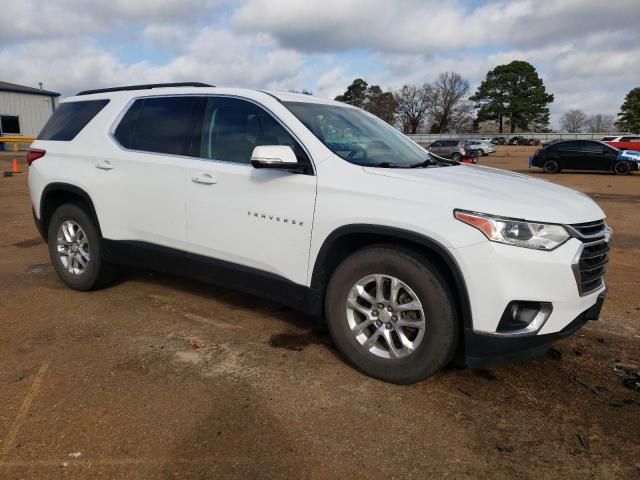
[409,158,437,168]
[369,161,404,168]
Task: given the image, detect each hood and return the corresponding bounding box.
[363,164,605,225]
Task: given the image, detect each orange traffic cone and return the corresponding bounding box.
[11,159,21,174]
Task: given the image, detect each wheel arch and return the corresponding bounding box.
[308,224,473,331]
[39,183,101,241]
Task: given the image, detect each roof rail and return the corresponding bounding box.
[76,82,214,96]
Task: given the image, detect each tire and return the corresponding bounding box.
[613,160,631,175]
[47,203,117,291]
[451,153,462,161]
[324,246,459,384]
[543,159,560,174]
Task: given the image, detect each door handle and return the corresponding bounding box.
[96,160,114,170]
[191,174,217,185]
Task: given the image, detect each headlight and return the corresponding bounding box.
[454,210,570,250]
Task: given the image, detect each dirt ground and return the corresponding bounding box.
[0,146,638,479]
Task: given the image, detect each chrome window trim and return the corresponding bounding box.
[107,93,316,175]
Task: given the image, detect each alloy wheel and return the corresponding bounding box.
[346,274,426,359]
[56,220,90,275]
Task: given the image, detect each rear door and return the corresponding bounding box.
[555,141,583,170]
[103,96,202,249]
[185,96,317,286]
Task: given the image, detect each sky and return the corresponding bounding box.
[1,0,639,129]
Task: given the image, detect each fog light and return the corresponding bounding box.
[496,301,553,336]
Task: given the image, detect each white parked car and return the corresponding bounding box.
[467,140,496,156]
[28,83,609,384]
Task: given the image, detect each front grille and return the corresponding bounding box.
[569,219,606,239]
[568,220,609,295]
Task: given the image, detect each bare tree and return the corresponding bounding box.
[560,109,588,132]
[586,114,615,133]
[394,84,433,134]
[430,72,472,133]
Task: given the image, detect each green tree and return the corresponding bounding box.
[615,87,640,132]
[335,78,370,109]
[335,79,397,124]
[470,61,554,133]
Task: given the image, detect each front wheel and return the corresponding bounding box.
[543,159,560,174]
[451,153,462,161]
[47,203,117,291]
[613,160,632,175]
[325,247,458,384]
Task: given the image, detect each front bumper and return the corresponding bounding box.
[453,238,605,334]
[464,290,606,367]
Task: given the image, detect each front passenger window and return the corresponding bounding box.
[200,97,305,164]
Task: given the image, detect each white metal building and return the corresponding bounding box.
[0,81,60,148]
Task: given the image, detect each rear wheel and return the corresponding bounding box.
[451,153,462,161]
[325,247,458,384]
[47,203,117,291]
[613,160,631,175]
[543,159,560,174]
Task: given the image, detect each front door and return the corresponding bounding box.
[185,96,317,286]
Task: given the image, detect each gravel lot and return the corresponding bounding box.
[0,147,638,479]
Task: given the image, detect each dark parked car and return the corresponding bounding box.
[491,137,506,145]
[530,140,638,175]
[510,136,540,146]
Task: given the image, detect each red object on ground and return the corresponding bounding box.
[11,159,21,173]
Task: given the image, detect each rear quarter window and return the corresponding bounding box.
[38,100,110,141]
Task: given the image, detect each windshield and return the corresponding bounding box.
[284,101,438,167]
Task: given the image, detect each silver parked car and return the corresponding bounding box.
[428,139,467,160]
[467,140,496,156]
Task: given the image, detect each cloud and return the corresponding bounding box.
[0,28,305,97]
[0,0,220,43]
[1,0,638,128]
[233,0,639,53]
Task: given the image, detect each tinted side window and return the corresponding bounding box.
[620,136,640,142]
[113,100,143,149]
[131,97,201,156]
[557,141,581,151]
[200,97,305,164]
[431,141,441,147]
[38,100,109,141]
[580,141,606,154]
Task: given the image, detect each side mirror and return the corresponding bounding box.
[250,145,300,171]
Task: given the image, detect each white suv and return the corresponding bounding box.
[28,83,609,384]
